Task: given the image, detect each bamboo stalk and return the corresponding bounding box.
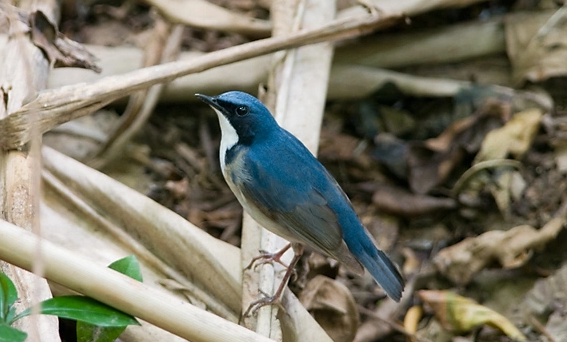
[0,218,274,342]
[0,2,60,340]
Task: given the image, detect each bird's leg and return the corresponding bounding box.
[245,243,292,270]
[242,244,304,317]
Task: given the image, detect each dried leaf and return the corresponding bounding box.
[404,305,423,334]
[319,130,362,162]
[506,9,567,85]
[454,108,541,213]
[474,108,543,163]
[407,100,507,194]
[29,11,100,72]
[418,290,526,341]
[489,170,526,215]
[434,217,565,284]
[424,115,478,152]
[407,143,465,195]
[299,276,359,342]
[522,262,567,342]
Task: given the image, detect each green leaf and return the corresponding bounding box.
[0,273,18,323]
[77,321,126,342]
[0,323,27,342]
[15,296,139,327]
[108,255,142,282]
[75,256,142,342]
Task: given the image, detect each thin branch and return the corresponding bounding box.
[0,11,400,150]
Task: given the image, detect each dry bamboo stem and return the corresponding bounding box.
[0,11,400,150]
[272,0,337,341]
[0,2,60,340]
[0,218,275,342]
[144,0,271,36]
[41,146,243,314]
[239,0,336,340]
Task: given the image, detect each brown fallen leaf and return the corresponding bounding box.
[418,290,526,341]
[1,4,100,72]
[372,183,457,217]
[407,99,508,194]
[433,217,565,285]
[299,275,359,342]
[319,130,362,162]
[30,10,100,71]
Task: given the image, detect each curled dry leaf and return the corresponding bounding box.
[474,108,543,163]
[434,217,565,285]
[29,10,100,71]
[299,275,359,342]
[418,290,526,341]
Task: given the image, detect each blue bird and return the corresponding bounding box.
[196,91,404,313]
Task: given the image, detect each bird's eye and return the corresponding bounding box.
[236,106,249,116]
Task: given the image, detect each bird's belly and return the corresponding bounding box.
[222,170,299,243]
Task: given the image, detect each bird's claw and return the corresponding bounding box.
[242,291,284,317]
[245,245,291,270]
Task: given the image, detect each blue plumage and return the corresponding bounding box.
[196,91,404,302]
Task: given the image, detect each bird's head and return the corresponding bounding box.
[196,91,278,147]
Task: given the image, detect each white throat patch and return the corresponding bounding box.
[214,108,238,172]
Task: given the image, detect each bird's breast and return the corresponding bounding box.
[222,147,300,242]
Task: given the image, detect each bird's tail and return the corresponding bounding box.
[342,222,404,301]
[356,245,405,301]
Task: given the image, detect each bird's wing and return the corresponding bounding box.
[242,165,342,251]
[237,139,363,274]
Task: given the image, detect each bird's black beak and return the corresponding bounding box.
[195,94,223,112]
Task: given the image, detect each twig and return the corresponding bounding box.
[88,20,184,169]
[0,11,400,150]
[528,315,558,342]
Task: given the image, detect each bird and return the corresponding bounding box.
[196,91,404,315]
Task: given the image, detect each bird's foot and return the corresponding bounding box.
[242,290,284,317]
[242,248,304,318]
[245,244,291,270]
